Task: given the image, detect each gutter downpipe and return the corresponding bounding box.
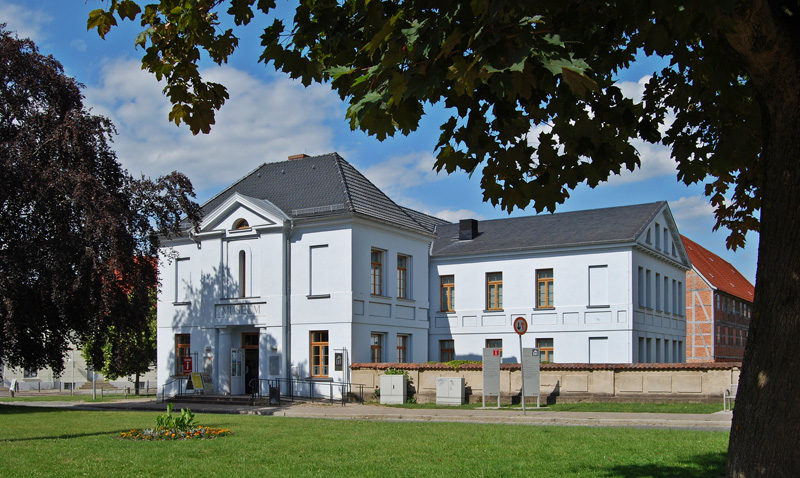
[284,218,294,380]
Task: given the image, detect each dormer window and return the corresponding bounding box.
[234,218,250,230]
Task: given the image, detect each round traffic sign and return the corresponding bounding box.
[513,316,528,335]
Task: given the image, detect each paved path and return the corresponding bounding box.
[1,398,733,432]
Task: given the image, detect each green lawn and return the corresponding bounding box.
[0,405,728,477]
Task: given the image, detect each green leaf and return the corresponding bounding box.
[87,9,117,39]
[116,0,141,21]
[325,65,355,80]
[561,67,598,98]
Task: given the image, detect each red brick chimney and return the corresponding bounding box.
[288,154,310,161]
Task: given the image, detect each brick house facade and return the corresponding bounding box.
[683,236,754,362]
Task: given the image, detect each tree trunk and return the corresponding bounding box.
[726,3,800,475]
[135,372,140,396]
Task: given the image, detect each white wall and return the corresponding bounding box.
[428,246,635,363]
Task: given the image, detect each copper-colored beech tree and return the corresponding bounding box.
[89,1,799,475]
[0,29,200,379]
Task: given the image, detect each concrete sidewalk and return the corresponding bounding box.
[2,398,733,432]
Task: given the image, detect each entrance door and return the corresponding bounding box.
[230,348,244,395]
[244,349,259,395]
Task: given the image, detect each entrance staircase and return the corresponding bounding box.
[167,393,256,406]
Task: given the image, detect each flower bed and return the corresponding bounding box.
[120,425,232,441]
[119,403,232,440]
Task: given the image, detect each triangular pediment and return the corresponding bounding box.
[199,193,289,233]
[635,203,691,268]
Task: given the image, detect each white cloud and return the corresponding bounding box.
[0,2,53,42]
[616,76,651,103]
[601,138,677,186]
[361,151,445,197]
[70,39,86,52]
[84,60,344,194]
[668,195,715,235]
[524,75,678,188]
[432,209,484,223]
[600,75,678,186]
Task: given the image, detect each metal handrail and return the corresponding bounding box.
[159,376,187,402]
[251,378,366,406]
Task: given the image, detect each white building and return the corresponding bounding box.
[157,153,691,396]
[429,204,691,364]
[157,153,440,396]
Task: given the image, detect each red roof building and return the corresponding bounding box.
[682,235,754,362]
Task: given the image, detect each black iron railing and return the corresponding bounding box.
[249,377,366,406]
[159,376,187,402]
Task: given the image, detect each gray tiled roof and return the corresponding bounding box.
[200,153,435,235]
[401,207,452,232]
[431,202,667,256]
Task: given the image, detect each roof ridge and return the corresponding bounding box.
[335,156,431,232]
[331,153,356,213]
[399,205,451,223]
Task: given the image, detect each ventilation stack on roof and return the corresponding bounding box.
[288,153,310,161]
[459,219,479,240]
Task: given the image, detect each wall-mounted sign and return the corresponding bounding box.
[214,302,266,319]
[334,352,343,372]
[182,356,193,374]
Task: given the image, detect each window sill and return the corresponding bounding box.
[308,377,333,382]
[586,305,610,309]
[307,294,331,299]
[483,309,504,313]
[219,297,263,303]
[173,301,191,306]
[534,307,555,311]
[397,297,416,303]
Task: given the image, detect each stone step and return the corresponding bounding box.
[168,394,255,406]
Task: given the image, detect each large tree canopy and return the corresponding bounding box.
[0,29,200,376]
[89,1,800,475]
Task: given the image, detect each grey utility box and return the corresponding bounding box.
[380,374,407,404]
[436,377,465,405]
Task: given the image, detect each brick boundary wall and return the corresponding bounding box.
[351,362,741,404]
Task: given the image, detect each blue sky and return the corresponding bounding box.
[1,0,758,283]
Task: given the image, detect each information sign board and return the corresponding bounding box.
[190,372,203,390]
[482,348,501,398]
[201,373,214,393]
[522,348,541,398]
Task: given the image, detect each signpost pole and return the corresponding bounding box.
[520,333,526,416]
[513,316,529,417]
